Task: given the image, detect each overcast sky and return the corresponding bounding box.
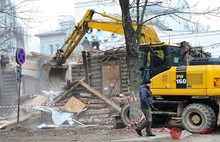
[30,0,220,31]
[36,0,78,18]
[12,0,220,53]
[13,0,220,34]
[187,0,220,30]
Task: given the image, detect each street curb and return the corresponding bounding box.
[110,133,172,142]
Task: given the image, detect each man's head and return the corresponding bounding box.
[142,80,152,87]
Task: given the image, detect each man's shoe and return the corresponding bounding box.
[135,129,142,137]
[146,133,156,137]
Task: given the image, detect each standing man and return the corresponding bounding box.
[135,80,156,137]
[91,35,100,50]
[82,37,91,51]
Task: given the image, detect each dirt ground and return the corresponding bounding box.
[1,123,220,142]
[0,125,139,142]
[0,118,183,142]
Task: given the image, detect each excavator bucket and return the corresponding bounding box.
[41,62,68,88]
[49,66,68,81]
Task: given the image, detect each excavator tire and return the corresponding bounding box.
[182,103,214,133]
[121,104,130,126]
[121,104,147,126]
[202,103,217,128]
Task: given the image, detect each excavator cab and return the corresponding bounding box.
[139,43,183,81]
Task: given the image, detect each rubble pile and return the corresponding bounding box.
[0,50,129,129]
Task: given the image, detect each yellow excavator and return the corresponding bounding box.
[52,9,159,65]
[48,9,220,133]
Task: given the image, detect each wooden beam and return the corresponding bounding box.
[0,111,40,129]
[83,108,112,115]
[53,77,85,103]
[82,51,90,85]
[80,93,93,98]
[79,80,122,112]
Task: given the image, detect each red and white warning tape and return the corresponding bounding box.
[0,96,172,133]
[125,121,141,132]
[129,97,140,102]
[125,113,146,132]
[0,103,64,109]
[0,97,140,109]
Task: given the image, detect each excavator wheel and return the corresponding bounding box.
[182,103,215,133]
[121,104,144,126]
[202,103,217,128]
[121,104,130,126]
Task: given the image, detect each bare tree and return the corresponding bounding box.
[0,0,39,55]
[118,0,220,122]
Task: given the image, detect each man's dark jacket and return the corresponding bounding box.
[139,84,154,108]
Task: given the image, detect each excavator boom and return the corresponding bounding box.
[53,9,160,65]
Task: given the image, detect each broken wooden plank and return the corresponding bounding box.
[80,93,93,98]
[62,96,85,113]
[53,77,85,103]
[0,111,41,129]
[80,98,103,103]
[79,81,122,112]
[82,108,113,115]
[86,103,107,109]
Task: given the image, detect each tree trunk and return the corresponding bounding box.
[128,54,143,122]
[119,0,143,123]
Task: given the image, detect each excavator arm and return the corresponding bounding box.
[53,9,160,65]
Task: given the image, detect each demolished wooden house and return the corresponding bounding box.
[59,48,130,125]
[0,48,131,128]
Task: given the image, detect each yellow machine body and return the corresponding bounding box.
[151,65,220,96]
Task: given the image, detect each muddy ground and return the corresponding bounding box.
[1,123,220,142]
[0,120,184,142]
[0,125,139,142]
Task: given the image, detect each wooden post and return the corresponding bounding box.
[82,51,90,85]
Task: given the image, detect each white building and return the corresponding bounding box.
[0,0,25,57]
[35,16,76,55]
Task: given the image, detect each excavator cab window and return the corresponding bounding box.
[139,45,167,79]
[140,44,183,79]
[169,47,183,66]
[152,49,165,67]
